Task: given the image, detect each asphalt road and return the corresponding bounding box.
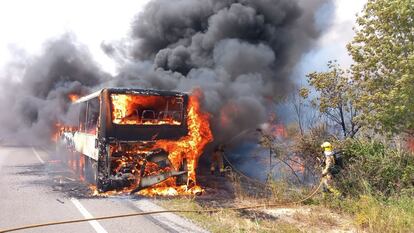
[0,146,207,233]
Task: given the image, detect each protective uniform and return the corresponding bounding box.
[321,142,340,197]
[211,145,225,176]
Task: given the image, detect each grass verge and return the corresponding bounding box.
[325,195,414,233]
[155,197,302,233]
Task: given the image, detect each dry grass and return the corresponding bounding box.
[329,195,414,233]
[155,172,367,232]
[155,197,302,233]
[292,208,339,229]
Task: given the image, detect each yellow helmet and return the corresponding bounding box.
[321,142,333,152]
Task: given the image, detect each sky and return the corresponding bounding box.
[292,0,366,85]
[0,0,151,74]
[317,0,367,66]
[0,0,366,76]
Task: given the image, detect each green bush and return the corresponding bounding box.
[336,139,414,197]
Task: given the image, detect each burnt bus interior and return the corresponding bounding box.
[59,88,190,192]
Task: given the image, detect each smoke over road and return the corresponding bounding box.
[0,0,330,145]
[0,35,109,144]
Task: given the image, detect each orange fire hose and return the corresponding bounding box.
[0,181,322,233]
[2,145,322,232]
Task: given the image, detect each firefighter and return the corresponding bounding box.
[320,142,340,197]
[211,144,225,176]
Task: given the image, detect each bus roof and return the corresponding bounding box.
[73,88,188,104]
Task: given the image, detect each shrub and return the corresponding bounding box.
[336,139,414,197]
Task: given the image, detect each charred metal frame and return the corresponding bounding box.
[60,88,190,192]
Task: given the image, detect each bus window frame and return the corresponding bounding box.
[109,94,185,127]
[85,97,100,134]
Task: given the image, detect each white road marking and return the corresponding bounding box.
[31,148,107,232]
[31,147,45,164]
[132,199,208,233]
[70,198,108,233]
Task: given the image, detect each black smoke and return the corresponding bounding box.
[0,0,330,145]
[114,0,329,143]
[0,35,109,144]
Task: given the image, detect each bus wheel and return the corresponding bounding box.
[85,157,97,185]
[176,158,188,186]
[97,177,110,192]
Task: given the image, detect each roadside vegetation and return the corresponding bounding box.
[326,139,414,233]
[159,0,413,232]
[299,0,414,231]
[156,198,302,233]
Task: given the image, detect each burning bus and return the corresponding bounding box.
[57,88,213,195]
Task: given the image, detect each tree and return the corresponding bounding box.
[347,0,414,135]
[302,61,360,138]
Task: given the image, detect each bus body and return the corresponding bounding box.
[58,88,190,192]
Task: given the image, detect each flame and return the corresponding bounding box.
[53,93,78,141]
[89,185,130,197]
[270,124,287,138]
[138,183,203,196]
[58,89,213,197]
[288,156,305,173]
[68,94,80,102]
[51,123,61,142]
[111,94,182,125]
[155,91,212,180]
[52,122,77,142]
[138,89,213,195]
[79,155,85,181]
[219,102,239,128]
[90,89,212,197]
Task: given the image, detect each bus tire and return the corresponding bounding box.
[85,157,97,185]
[176,158,188,186]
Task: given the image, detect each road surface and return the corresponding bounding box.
[0,146,207,233]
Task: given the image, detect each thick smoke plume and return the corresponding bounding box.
[0,0,329,145]
[113,0,328,143]
[0,35,109,144]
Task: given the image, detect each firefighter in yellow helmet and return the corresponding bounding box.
[211,144,225,176]
[320,142,340,197]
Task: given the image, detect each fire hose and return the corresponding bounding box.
[0,180,322,233]
[222,153,272,188]
[0,178,322,233]
[1,145,323,232]
[222,153,309,193]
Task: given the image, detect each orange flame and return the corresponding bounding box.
[51,122,61,142]
[139,89,213,195]
[52,122,77,142]
[111,94,182,125]
[270,124,287,138]
[219,102,239,128]
[58,89,213,197]
[90,89,213,197]
[68,94,80,103]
